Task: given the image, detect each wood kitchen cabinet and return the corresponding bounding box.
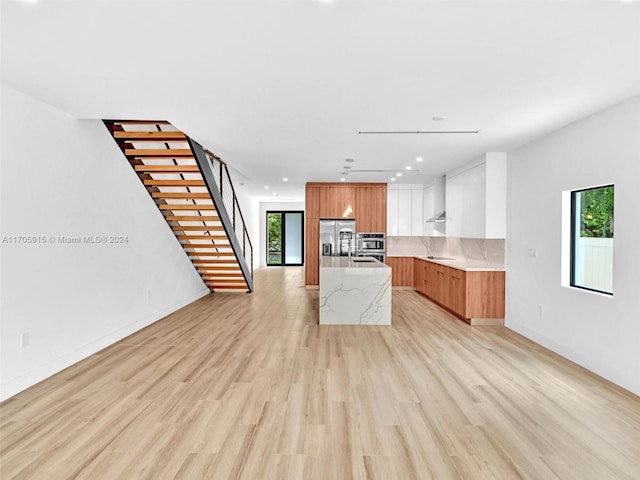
[356,186,387,232]
[386,257,414,287]
[305,182,387,285]
[411,258,504,324]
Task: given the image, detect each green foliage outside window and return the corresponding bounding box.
[579,186,614,238]
[267,213,282,262]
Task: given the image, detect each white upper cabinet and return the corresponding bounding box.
[411,189,423,236]
[444,153,507,239]
[387,189,399,235]
[398,190,412,235]
[446,163,487,238]
[387,185,424,236]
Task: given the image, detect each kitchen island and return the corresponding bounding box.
[319,256,391,325]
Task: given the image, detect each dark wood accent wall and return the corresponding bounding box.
[305,182,387,286]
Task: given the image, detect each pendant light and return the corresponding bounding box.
[342,159,354,217]
[342,178,353,217]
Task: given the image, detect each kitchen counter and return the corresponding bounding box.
[319,256,391,325]
[320,256,390,269]
[389,255,504,272]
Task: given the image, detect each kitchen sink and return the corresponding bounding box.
[352,258,376,262]
[426,256,456,260]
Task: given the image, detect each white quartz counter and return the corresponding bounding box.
[390,255,505,272]
[319,256,391,325]
[320,256,390,269]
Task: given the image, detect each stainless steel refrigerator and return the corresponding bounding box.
[319,219,356,258]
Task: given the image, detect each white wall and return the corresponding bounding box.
[506,95,640,395]
[258,201,305,267]
[235,190,260,273]
[0,85,209,401]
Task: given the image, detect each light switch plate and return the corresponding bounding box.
[528,248,538,258]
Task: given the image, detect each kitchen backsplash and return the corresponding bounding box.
[387,236,505,267]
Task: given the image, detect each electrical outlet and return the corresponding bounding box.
[20,333,29,348]
[528,248,538,258]
[538,305,544,316]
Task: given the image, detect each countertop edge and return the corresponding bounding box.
[387,255,505,272]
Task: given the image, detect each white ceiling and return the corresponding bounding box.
[2,0,640,201]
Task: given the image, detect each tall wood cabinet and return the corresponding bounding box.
[305,182,387,285]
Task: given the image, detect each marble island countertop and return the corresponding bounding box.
[390,255,505,272]
[320,256,391,269]
[319,255,391,325]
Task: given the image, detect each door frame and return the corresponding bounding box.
[266,210,305,266]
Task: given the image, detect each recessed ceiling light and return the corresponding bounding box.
[390,178,396,182]
[416,157,423,162]
[396,172,402,177]
[282,177,288,182]
[264,186,269,189]
[432,116,446,121]
[340,178,346,182]
[405,166,412,170]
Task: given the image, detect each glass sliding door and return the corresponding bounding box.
[267,211,304,266]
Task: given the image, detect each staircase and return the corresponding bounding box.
[103,120,253,292]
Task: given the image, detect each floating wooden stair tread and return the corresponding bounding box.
[115,131,186,140]
[192,262,241,268]
[183,245,232,249]
[198,269,242,278]
[171,225,224,231]
[202,278,246,283]
[159,204,215,211]
[125,148,193,157]
[112,120,171,126]
[153,192,211,199]
[208,285,248,290]
[177,235,227,240]
[165,215,219,222]
[188,252,237,257]
[144,180,206,187]
[196,266,241,270]
[135,165,199,173]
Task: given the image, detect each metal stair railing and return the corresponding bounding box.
[187,138,254,292]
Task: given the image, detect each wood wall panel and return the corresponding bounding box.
[386,257,414,286]
[305,219,319,285]
[306,186,320,219]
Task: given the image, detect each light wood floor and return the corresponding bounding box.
[1,267,639,479]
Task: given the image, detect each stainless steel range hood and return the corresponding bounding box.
[425,175,446,223]
[426,210,447,223]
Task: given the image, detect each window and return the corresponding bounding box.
[570,184,614,295]
[267,211,304,266]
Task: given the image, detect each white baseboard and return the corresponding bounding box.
[505,319,639,396]
[0,287,210,402]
